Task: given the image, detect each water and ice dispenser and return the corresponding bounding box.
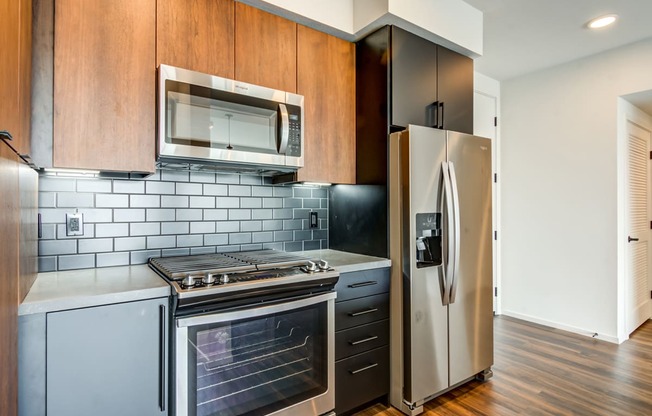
[415,213,442,267]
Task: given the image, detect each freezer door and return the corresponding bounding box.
[446,132,494,385]
[401,125,449,403]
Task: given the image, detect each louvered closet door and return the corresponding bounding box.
[626,120,652,335]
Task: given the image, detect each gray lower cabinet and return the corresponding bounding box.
[19,297,169,416]
[334,267,390,415]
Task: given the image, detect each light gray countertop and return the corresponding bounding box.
[300,249,391,273]
[19,250,389,316]
[18,265,170,316]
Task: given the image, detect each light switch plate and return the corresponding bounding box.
[66,212,84,236]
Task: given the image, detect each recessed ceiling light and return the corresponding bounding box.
[587,14,618,29]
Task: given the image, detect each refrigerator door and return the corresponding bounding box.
[400,125,449,403]
[446,131,494,385]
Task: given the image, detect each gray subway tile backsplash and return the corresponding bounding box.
[37,171,329,272]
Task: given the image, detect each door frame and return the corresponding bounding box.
[617,97,652,342]
[473,73,501,314]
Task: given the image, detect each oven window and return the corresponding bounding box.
[166,80,279,155]
[186,303,327,416]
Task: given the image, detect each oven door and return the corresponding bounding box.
[175,292,335,416]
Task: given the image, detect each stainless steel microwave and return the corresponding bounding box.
[157,64,304,173]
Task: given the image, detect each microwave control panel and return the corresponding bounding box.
[286,104,302,157]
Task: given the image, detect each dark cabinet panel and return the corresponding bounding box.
[334,267,390,302]
[334,268,390,414]
[437,45,474,133]
[335,319,389,361]
[390,26,438,129]
[335,293,389,332]
[335,346,390,415]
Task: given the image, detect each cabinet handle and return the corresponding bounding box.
[438,102,445,129]
[428,101,439,128]
[159,304,166,412]
[277,103,289,154]
[349,307,378,317]
[349,335,379,346]
[349,363,378,375]
[0,130,13,141]
[348,281,378,288]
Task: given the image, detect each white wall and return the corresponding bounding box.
[500,38,652,342]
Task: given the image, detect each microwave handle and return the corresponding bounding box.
[277,103,290,154]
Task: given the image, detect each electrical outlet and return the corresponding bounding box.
[66,211,84,236]
[309,211,318,228]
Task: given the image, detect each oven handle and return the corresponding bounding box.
[176,291,337,328]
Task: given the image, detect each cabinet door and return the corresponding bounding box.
[437,45,474,134]
[390,26,438,129]
[17,0,32,156]
[47,298,168,416]
[297,25,355,184]
[0,143,20,416]
[157,0,234,79]
[235,2,296,92]
[54,0,156,173]
[0,0,20,149]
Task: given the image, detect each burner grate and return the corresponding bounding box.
[149,250,310,280]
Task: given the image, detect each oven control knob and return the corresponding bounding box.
[181,275,196,287]
[318,260,329,270]
[305,261,318,272]
[203,273,217,285]
[219,274,230,284]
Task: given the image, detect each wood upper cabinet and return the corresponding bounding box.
[0,0,31,157]
[296,25,355,184]
[157,0,234,78]
[54,0,156,173]
[235,2,297,93]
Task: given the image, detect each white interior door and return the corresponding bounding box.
[474,91,498,312]
[625,120,652,335]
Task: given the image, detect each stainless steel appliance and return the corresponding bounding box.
[158,65,304,174]
[388,125,493,415]
[149,250,337,416]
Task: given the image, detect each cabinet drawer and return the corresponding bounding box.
[335,268,390,302]
[335,319,389,361]
[335,346,389,415]
[335,293,389,331]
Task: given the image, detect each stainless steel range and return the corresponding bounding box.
[149,250,338,416]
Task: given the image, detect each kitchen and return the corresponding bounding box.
[3,0,652,415]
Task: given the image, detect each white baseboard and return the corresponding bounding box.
[500,310,621,344]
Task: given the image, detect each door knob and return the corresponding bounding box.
[628,236,639,243]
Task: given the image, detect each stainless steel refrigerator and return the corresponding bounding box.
[388,125,493,415]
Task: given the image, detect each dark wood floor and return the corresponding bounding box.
[356,316,652,416]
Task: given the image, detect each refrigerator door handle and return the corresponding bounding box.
[441,161,455,305]
[448,161,461,303]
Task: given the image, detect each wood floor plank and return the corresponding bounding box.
[354,316,652,416]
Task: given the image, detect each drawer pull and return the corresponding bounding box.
[349,335,379,346]
[349,308,378,317]
[349,363,379,375]
[348,281,378,288]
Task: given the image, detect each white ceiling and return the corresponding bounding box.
[464,0,652,81]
